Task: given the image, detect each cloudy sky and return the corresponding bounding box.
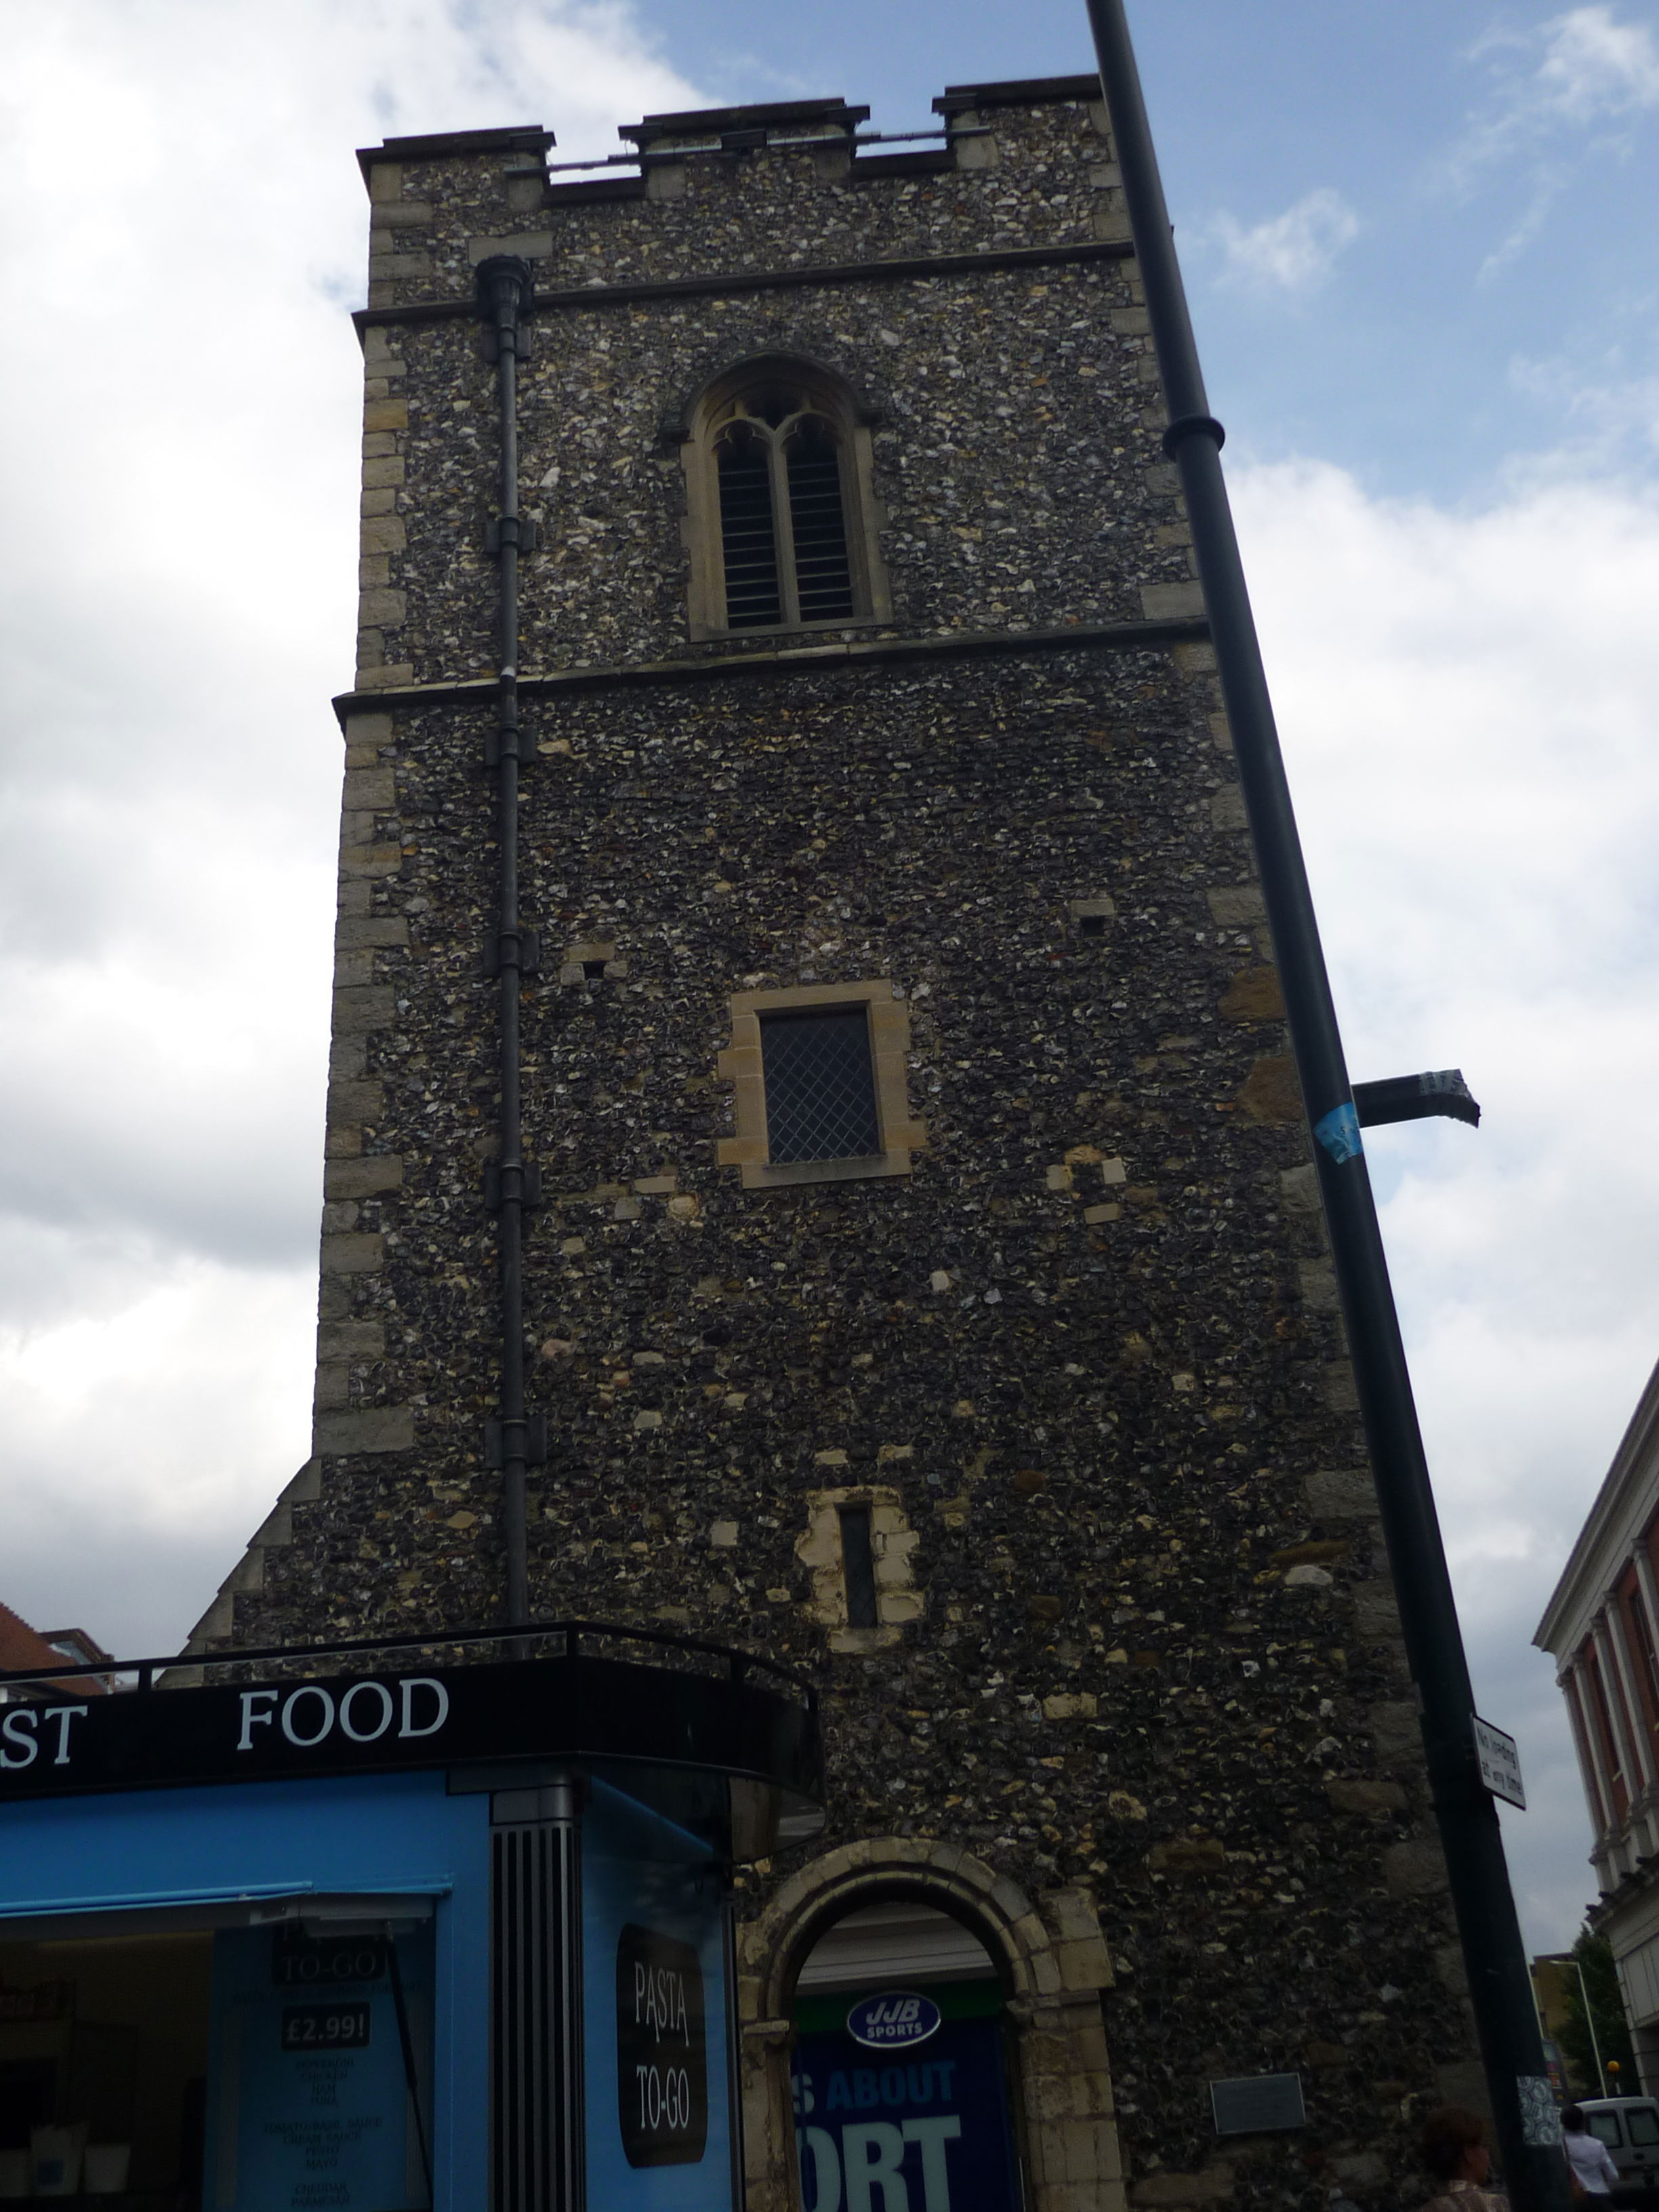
[4,0,1659,1952]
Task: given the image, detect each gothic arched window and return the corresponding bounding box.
[682,358,890,638]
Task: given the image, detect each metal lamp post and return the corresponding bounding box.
[1081,7,1572,2207]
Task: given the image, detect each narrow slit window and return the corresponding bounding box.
[760,1008,880,1164]
[838,1506,879,1630]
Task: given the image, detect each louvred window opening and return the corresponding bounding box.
[786,422,855,622]
[716,427,782,629]
[712,395,855,631]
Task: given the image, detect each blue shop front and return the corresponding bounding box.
[0,1628,821,2212]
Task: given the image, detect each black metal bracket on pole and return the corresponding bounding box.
[476,255,538,1632]
[1082,8,1568,2205]
[1355,1069,1481,1130]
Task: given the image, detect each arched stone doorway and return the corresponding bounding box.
[734,1840,1126,2212]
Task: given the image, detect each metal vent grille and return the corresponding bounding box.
[761,1008,879,1163]
[787,424,854,621]
[717,434,781,628]
[492,1822,581,2212]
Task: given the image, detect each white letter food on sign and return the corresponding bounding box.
[281,1686,335,1746]
[339,1680,395,1742]
[399,1678,449,1739]
[237,1690,279,1751]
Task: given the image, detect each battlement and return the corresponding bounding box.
[354,77,1125,314]
[620,98,873,148]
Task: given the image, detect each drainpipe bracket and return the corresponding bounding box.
[485,1412,548,1470]
[480,926,541,978]
[480,321,533,365]
[485,516,542,556]
[483,1162,543,1210]
[483,726,535,769]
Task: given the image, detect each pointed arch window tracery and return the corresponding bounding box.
[682,358,890,638]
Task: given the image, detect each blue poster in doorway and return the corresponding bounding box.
[792,2011,1019,2212]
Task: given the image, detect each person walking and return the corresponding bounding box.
[1561,2108,1620,2199]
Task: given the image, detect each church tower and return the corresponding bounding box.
[190,77,1481,2212]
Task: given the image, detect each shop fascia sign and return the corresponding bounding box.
[0,1650,821,1804]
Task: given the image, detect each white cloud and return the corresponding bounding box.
[0,1261,319,1658]
[1533,5,1659,125]
[0,1,708,1657]
[1507,346,1659,475]
[1210,188,1358,293]
[1232,455,1659,1947]
[1438,8,1659,274]
[1458,6,1659,182]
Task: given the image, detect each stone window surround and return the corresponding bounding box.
[680,352,893,642]
[716,980,925,1189]
[796,1485,923,1653]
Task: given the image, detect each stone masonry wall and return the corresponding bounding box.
[201,83,1482,2212]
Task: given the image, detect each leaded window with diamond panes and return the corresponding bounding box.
[759,1007,880,1163]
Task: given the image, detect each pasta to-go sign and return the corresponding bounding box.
[581,1776,735,2212]
[615,1923,708,2167]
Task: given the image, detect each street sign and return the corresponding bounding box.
[1473,1717,1526,1809]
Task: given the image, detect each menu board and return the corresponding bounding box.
[581,1779,733,2212]
[203,1925,432,2212]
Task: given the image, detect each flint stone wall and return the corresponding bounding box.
[205,81,1479,2211]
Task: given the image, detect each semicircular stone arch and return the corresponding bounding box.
[733,1837,1128,2212]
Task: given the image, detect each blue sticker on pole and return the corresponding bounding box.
[1313,1101,1364,1164]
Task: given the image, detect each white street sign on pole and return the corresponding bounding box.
[1473,1717,1526,1809]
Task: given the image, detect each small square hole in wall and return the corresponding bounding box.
[559,938,619,986]
[1069,896,1116,939]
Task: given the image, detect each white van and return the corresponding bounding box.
[1576,2100,1659,2200]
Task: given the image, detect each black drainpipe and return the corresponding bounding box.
[1083,9,1570,2208]
[476,256,540,1629]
